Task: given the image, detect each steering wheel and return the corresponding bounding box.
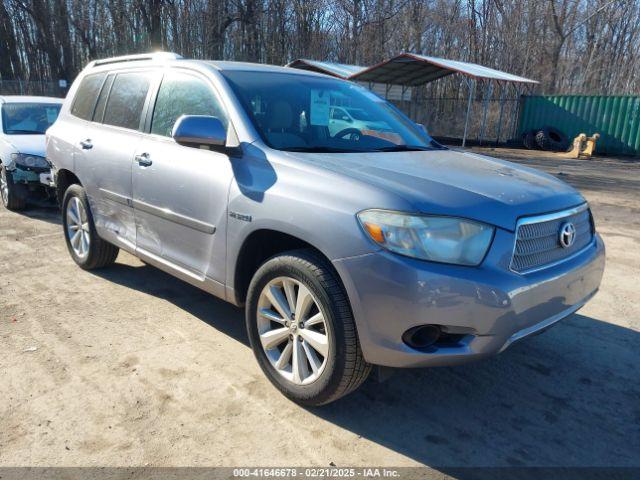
[334,128,362,141]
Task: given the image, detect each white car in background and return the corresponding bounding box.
[0,96,63,210]
[328,106,391,137]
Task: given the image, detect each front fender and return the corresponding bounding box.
[0,140,17,168]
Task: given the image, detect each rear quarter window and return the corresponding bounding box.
[71,73,106,120]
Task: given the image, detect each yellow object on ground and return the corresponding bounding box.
[582,133,600,158]
[558,133,600,159]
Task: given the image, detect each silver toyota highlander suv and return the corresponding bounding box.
[47,53,605,405]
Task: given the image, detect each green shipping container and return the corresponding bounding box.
[518,95,640,157]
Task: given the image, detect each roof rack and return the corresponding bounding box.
[90,52,183,67]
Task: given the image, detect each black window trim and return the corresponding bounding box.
[91,73,115,124]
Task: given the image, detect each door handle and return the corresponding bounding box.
[80,139,93,150]
[135,153,152,167]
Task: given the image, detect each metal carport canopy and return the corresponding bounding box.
[350,53,537,147]
[285,59,367,79]
[349,52,538,85]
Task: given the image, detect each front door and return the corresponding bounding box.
[132,69,233,284]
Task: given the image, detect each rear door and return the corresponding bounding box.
[132,69,233,283]
[77,70,157,249]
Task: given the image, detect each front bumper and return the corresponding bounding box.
[333,229,605,368]
[10,164,53,187]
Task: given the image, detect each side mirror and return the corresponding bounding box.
[416,123,427,133]
[172,115,226,148]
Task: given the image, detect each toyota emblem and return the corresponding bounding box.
[559,222,577,248]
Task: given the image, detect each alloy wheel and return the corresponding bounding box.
[257,276,329,385]
[66,196,90,258]
[0,168,8,205]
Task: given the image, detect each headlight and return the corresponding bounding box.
[357,209,495,266]
[10,153,49,169]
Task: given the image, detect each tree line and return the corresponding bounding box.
[1,0,639,95]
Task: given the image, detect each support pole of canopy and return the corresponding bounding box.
[429,85,438,128]
[479,81,493,145]
[462,78,475,148]
[495,82,506,146]
[401,85,408,119]
[510,84,522,140]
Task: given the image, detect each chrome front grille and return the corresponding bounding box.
[511,205,594,273]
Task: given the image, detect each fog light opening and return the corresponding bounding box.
[402,325,441,350]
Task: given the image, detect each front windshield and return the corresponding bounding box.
[221,71,435,152]
[1,103,61,135]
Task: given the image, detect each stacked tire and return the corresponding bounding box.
[521,126,569,152]
[521,130,537,150]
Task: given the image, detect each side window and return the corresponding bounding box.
[71,73,106,120]
[103,72,152,130]
[331,108,350,122]
[151,71,228,138]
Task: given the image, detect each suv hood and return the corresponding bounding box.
[3,134,47,157]
[292,149,585,231]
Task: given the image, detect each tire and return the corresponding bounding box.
[1,165,27,211]
[62,184,119,270]
[521,130,537,150]
[535,126,569,151]
[245,249,371,406]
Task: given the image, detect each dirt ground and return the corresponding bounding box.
[1,148,639,474]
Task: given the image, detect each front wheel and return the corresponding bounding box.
[1,165,27,211]
[246,250,371,406]
[62,184,119,270]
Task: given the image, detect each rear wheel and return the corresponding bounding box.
[62,184,119,270]
[246,250,371,406]
[1,165,27,211]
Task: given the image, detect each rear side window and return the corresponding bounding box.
[103,72,152,130]
[71,73,106,120]
[150,71,227,137]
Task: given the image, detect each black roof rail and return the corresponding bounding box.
[89,52,183,68]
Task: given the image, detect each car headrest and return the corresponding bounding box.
[265,100,293,131]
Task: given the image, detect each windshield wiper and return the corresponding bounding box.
[283,145,439,153]
[282,146,365,153]
[6,130,45,135]
[373,145,434,152]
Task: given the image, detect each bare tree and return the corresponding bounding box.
[1,0,639,94]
